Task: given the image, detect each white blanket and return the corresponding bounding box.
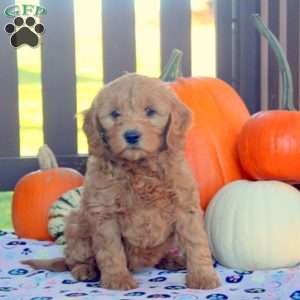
[0,230,300,300]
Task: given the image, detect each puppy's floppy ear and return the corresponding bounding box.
[82,105,104,156]
[166,92,192,151]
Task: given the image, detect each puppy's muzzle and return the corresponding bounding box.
[123,130,141,145]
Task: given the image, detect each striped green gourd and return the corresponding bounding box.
[48,186,83,244]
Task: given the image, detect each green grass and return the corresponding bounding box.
[17,68,100,156]
[0,192,13,230]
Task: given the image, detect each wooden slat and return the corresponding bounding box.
[160,0,191,76]
[0,0,19,157]
[216,0,233,86]
[287,0,300,109]
[0,156,87,191]
[268,0,280,109]
[40,0,77,155]
[102,0,136,83]
[238,0,261,113]
[231,0,240,91]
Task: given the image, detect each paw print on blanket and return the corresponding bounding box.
[0,287,17,292]
[234,270,253,275]
[30,297,53,300]
[0,230,8,236]
[8,268,29,275]
[22,248,32,255]
[147,294,171,298]
[6,240,26,246]
[244,288,266,293]
[65,293,88,297]
[291,290,300,300]
[225,274,243,283]
[62,279,78,284]
[165,285,186,290]
[149,276,167,282]
[206,294,228,300]
[5,16,44,48]
[124,292,146,296]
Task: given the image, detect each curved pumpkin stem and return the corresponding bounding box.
[252,14,295,111]
[38,144,58,170]
[160,48,183,82]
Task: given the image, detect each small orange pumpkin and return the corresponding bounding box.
[12,145,83,240]
[161,50,250,209]
[238,15,300,183]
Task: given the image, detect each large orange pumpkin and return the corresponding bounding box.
[161,50,250,209]
[12,145,83,240]
[238,15,300,183]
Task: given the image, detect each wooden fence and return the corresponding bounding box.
[260,0,300,110]
[0,0,299,190]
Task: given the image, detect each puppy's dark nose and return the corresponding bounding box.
[124,130,141,145]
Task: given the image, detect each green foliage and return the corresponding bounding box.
[0,192,13,229]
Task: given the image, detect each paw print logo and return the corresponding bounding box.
[5,16,44,48]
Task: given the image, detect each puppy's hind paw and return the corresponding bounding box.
[71,264,98,281]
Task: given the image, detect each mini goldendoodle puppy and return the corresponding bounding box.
[23,74,220,290]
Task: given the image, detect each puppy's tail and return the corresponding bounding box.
[21,257,68,272]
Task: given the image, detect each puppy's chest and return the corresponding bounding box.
[116,170,177,247]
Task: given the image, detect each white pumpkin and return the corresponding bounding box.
[205,180,300,270]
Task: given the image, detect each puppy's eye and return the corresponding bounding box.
[145,106,157,117]
[110,110,121,119]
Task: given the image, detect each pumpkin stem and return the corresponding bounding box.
[252,14,295,111]
[160,48,183,82]
[38,144,59,170]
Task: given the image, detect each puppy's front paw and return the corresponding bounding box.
[186,268,220,290]
[101,272,138,290]
[71,264,98,281]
